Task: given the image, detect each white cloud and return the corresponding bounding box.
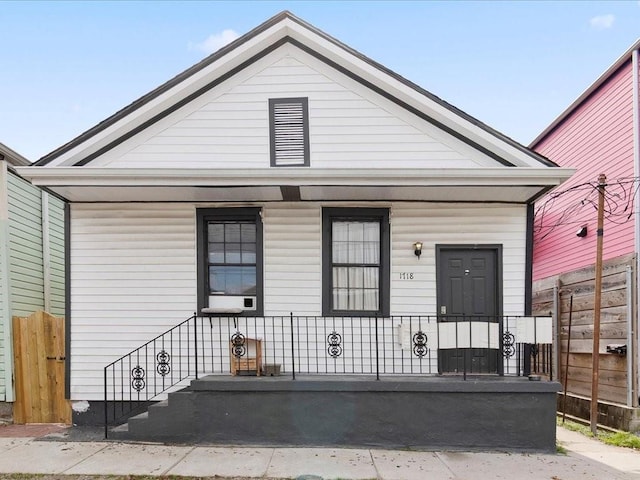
[188,29,240,54]
[589,14,615,30]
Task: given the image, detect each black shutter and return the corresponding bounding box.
[269,97,309,166]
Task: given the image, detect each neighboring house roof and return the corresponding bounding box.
[18,11,573,204]
[530,38,640,148]
[0,143,31,167]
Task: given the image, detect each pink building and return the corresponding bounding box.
[531,40,640,430]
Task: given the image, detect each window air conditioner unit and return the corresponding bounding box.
[205,294,256,314]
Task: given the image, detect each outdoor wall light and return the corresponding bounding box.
[576,225,588,238]
[413,242,423,259]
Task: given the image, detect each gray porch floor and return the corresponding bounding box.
[189,373,559,394]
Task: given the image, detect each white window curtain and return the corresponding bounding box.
[331,221,380,311]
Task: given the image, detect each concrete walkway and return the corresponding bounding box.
[0,424,638,479]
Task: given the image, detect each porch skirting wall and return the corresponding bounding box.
[97,376,560,452]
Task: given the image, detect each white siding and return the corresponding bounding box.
[70,201,527,400]
[263,204,321,315]
[70,203,197,398]
[390,203,527,316]
[91,44,496,170]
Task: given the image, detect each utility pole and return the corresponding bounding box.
[591,173,606,436]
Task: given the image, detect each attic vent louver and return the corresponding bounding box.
[269,97,310,167]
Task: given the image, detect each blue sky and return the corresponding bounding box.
[1,1,639,161]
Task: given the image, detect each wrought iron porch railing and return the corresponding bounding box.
[104,314,553,436]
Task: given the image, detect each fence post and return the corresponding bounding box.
[290,313,296,380]
[462,321,467,380]
[498,316,505,376]
[104,367,108,439]
[193,313,199,380]
[375,316,380,381]
[523,345,532,376]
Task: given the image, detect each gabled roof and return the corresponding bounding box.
[530,38,640,148]
[34,11,556,169]
[19,11,574,204]
[0,142,31,167]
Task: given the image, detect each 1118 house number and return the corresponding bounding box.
[399,272,415,280]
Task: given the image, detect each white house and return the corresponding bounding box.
[18,12,572,441]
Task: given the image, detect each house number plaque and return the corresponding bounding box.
[399,272,415,280]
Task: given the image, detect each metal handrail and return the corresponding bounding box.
[103,314,552,438]
[104,313,199,438]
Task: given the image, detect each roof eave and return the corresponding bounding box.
[16,166,575,188]
[0,143,31,166]
[530,38,640,148]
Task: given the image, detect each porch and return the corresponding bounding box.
[102,314,558,451]
[115,374,559,452]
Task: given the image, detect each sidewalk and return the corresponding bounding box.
[0,424,638,479]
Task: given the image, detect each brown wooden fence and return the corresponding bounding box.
[12,311,70,424]
[533,253,637,407]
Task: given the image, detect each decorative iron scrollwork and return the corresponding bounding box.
[503,331,515,358]
[156,350,171,376]
[131,365,145,391]
[327,331,342,358]
[412,331,428,358]
[230,332,246,358]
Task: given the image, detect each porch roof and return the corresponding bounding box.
[16,166,573,203]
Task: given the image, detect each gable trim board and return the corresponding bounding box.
[0,144,30,168]
[67,35,516,169]
[33,15,294,166]
[33,12,555,170]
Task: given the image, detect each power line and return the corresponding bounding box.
[534,176,640,241]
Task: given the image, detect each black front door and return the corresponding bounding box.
[436,246,500,374]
